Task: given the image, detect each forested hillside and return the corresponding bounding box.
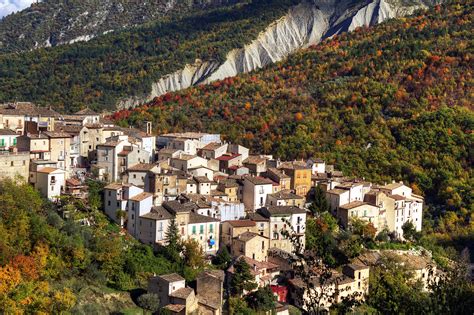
[0,0,299,113]
[114,1,473,240]
[0,0,240,53]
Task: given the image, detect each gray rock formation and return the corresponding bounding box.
[117,0,439,109]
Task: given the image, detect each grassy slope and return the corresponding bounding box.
[0,0,299,113]
[114,1,473,216]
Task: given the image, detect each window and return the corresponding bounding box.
[108,191,111,196]
[262,241,265,250]
[10,161,13,166]
[22,160,25,166]
[192,226,196,234]
[209,224,214,233]
[200,225,204,234]
[107,201,111,206]
[133,174,136,179]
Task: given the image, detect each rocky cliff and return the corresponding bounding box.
[118,0,438,108]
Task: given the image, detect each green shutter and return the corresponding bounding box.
[13,138,16,145]
[0,139,4,147]
[192,226,196,234]
[200,225,204,234]
[209,224,213,233]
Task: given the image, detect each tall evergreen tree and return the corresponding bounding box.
[310,185,330,215]
[230,258,258,296]
[165,218,182,262]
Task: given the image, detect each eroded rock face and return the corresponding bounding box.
[117,0,439,109]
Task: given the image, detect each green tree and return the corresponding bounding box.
[228,297,255,315]
[164,219,182,263]
[230,258,258,296]
[309,186,330,215]
[137,293,161,313]
[402,221,419,241]
[245,286,276,311]
[212,246,232,270]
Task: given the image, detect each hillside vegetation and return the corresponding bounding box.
[0,0,299,113]
[0,0,239,53]
[114,1,473,238]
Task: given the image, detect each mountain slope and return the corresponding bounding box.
[0,0,438,112]
[0,0,239,53]
[113,0,473,215]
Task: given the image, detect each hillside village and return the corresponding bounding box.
[0,102,440,313]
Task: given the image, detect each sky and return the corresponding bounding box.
[0,0,35,19]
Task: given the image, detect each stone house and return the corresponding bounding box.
[0,151,30,180]
[33,167,66,201]
[0,129,19,151]
[231,231,270,262]
[266,191,305,208]
[258,206,307,252]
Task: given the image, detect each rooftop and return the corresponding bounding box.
[268,191,303,200]
[129,192,153,202]
[260,205,306,216]
[383,182,405,191]
[189,212,220,224]
[104,183,123,190]
[0,102,60,117]
[163,200,197,213]
[194,176,212,184]
[339,201,369,210]
[169,287,194,300]
[127,163,158,172]
[225,220,256,228]
[201,142,224,151]
[159,273,185,283]
[43,131,73,138]
[37,167,62,174]
[0,129,18,136]
[216,153,241,161]
[244,155,267,165]
[245,176,273,186]
[140,206,173,221]
[235,231,266,242]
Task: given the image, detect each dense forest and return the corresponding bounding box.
[0,0,242,53]
[0,0,299,113]
[114,0,473,248]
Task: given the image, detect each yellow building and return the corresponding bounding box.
[278,161,311,197]
[231,231,270,262]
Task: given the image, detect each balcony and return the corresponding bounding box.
[50,180,56,185]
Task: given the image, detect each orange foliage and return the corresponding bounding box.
[0,265,22,294]
[295,112,304,121]
[11,255,39,281]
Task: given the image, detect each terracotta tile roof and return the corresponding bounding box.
[163,304,186,312]
[169,287,194,300]
[129,192,153,202]
[140,206,173,220]
[339,201,368,210]
[248,212,269,222]
[235,231,266,242]
[159,273,185,283]
[104,183,123,190]
[383,182,405,190]
[37,167,61,174]
[43,131,72,138]
[226,220,256,228]
[228,256,279,275]
[259,206,306,216]
[189,212,220,224]
[268,191,303,200]
[0,129,18,135]
[245,176,273,185]
[327,188,347,195]
[163,200,196,213]
[194,176,212,183]
[0,102,60,117]
[244,155,267,164]
[389,194,406,201]
[66,178,81,186]
[216,153,240,161]
[201,142,223,151]
[127,163,157,172]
